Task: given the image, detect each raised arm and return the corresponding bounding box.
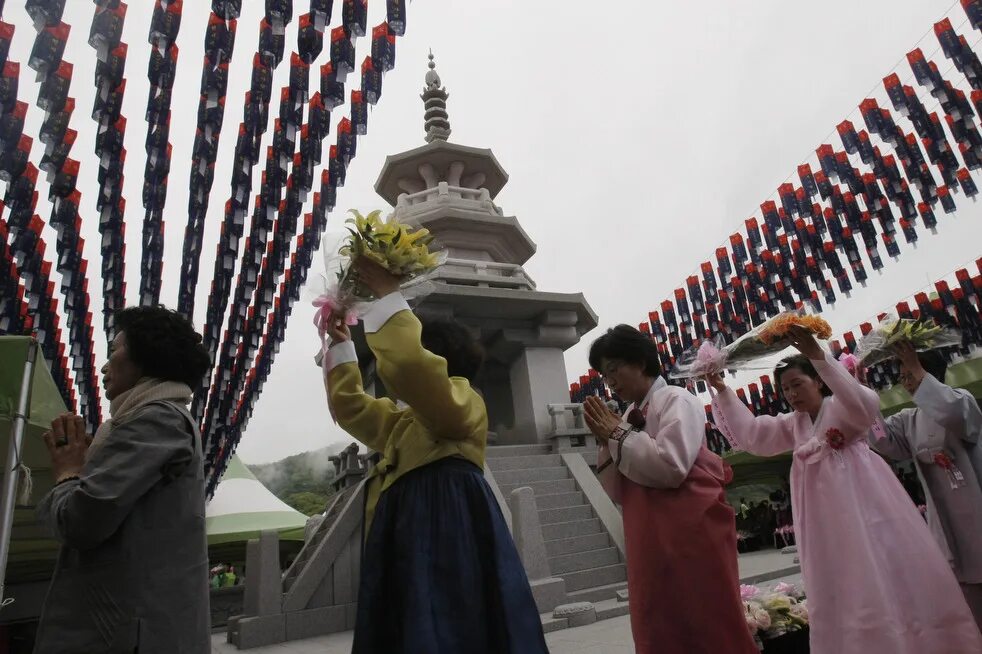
[872,413,914,461]
[912,374,982,444]
[811,351,880,434]
[325,339,401,452]
[38,405,195,551]
[710,387,796,456]
[362,293,485,440]
[606,387,705,489]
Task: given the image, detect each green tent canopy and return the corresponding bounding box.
[0,336,68,583]
[206,454,308,546]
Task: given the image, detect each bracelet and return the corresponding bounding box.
[54,475,80,487]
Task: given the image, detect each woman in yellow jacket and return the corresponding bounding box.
[322,259,548,654]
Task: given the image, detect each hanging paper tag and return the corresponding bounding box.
[934,451,966,490]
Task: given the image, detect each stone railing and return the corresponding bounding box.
[394,182,504,216]
[436,257,536,290]
[329,443,377,493]
[546,403,598,453]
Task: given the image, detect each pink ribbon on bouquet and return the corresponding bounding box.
[313,293,359,424]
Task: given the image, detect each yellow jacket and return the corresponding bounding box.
[325,292,488,532]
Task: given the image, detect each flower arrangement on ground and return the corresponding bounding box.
[742,582,809,647]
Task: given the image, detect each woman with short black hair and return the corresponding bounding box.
[34,305,211,654]
[584,324,757,654]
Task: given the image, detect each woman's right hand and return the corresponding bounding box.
[705,372,727,393]
[327,314,351,344]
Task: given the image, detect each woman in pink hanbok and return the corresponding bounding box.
[709,326,982,654]
[585,325,757,654]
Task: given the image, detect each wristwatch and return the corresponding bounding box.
[608,422,632,443]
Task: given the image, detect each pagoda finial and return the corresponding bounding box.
[422,50,451,143]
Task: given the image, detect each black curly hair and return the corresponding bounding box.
[420,319,484,383]
[115,306,211,387]
[588,325,662,377]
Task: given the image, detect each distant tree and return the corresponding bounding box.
[248,443,354,515]
[285,491,332,516]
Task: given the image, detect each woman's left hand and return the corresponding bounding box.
[354,257,402,299]
[583,396,621,443]
[787,325,823,360]
[43,413,90,482]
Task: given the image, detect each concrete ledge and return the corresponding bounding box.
[232,614,286,650]
[530,577,567,614]
[561,452,625,560]
[285,605,348,641]
[594,598,631,621]
[552,602,597,628]
[740,565,801,585]
[541,616,570,633]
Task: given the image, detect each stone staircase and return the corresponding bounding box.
[281,485,354,594]
[486,444,628,611]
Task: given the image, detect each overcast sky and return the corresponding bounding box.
[6,0,981,464]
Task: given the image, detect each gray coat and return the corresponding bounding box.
[34,402,210,654]
[872,375,982,583]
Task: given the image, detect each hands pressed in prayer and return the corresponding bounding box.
[584,395,621,443]
[787,325,823,360]
[354,257,402,299]
[42,413,91,482]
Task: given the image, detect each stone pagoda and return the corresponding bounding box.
[361,53,597,444]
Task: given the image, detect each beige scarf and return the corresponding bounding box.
[87,378,194,462]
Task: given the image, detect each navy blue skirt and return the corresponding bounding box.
[352,457,549,654]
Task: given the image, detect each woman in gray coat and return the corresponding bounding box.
[35,306,212,654]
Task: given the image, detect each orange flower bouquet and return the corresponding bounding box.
[723,311,833,369]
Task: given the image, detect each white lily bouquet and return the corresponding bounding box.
[313,209,446,366]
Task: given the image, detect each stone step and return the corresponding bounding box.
[498,478,577,497]
[566,581,629,604]
[544,532,611,558]
[562,564,628,592]
[542,518,603,541]
[594,597,632,621]
[740,564,801,586]
[540,615,569,634]
[538,504,594,525]
[492,466,568,486]
[486,453,562,471]
[486,444,553,458]
[549,547,620,575]
[535,491,585,510]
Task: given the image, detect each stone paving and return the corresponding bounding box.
[211,551,801,653]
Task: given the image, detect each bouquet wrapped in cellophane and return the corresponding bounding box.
[670,310,833,379]
[853,317,961,367]
[313,209,446,365]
